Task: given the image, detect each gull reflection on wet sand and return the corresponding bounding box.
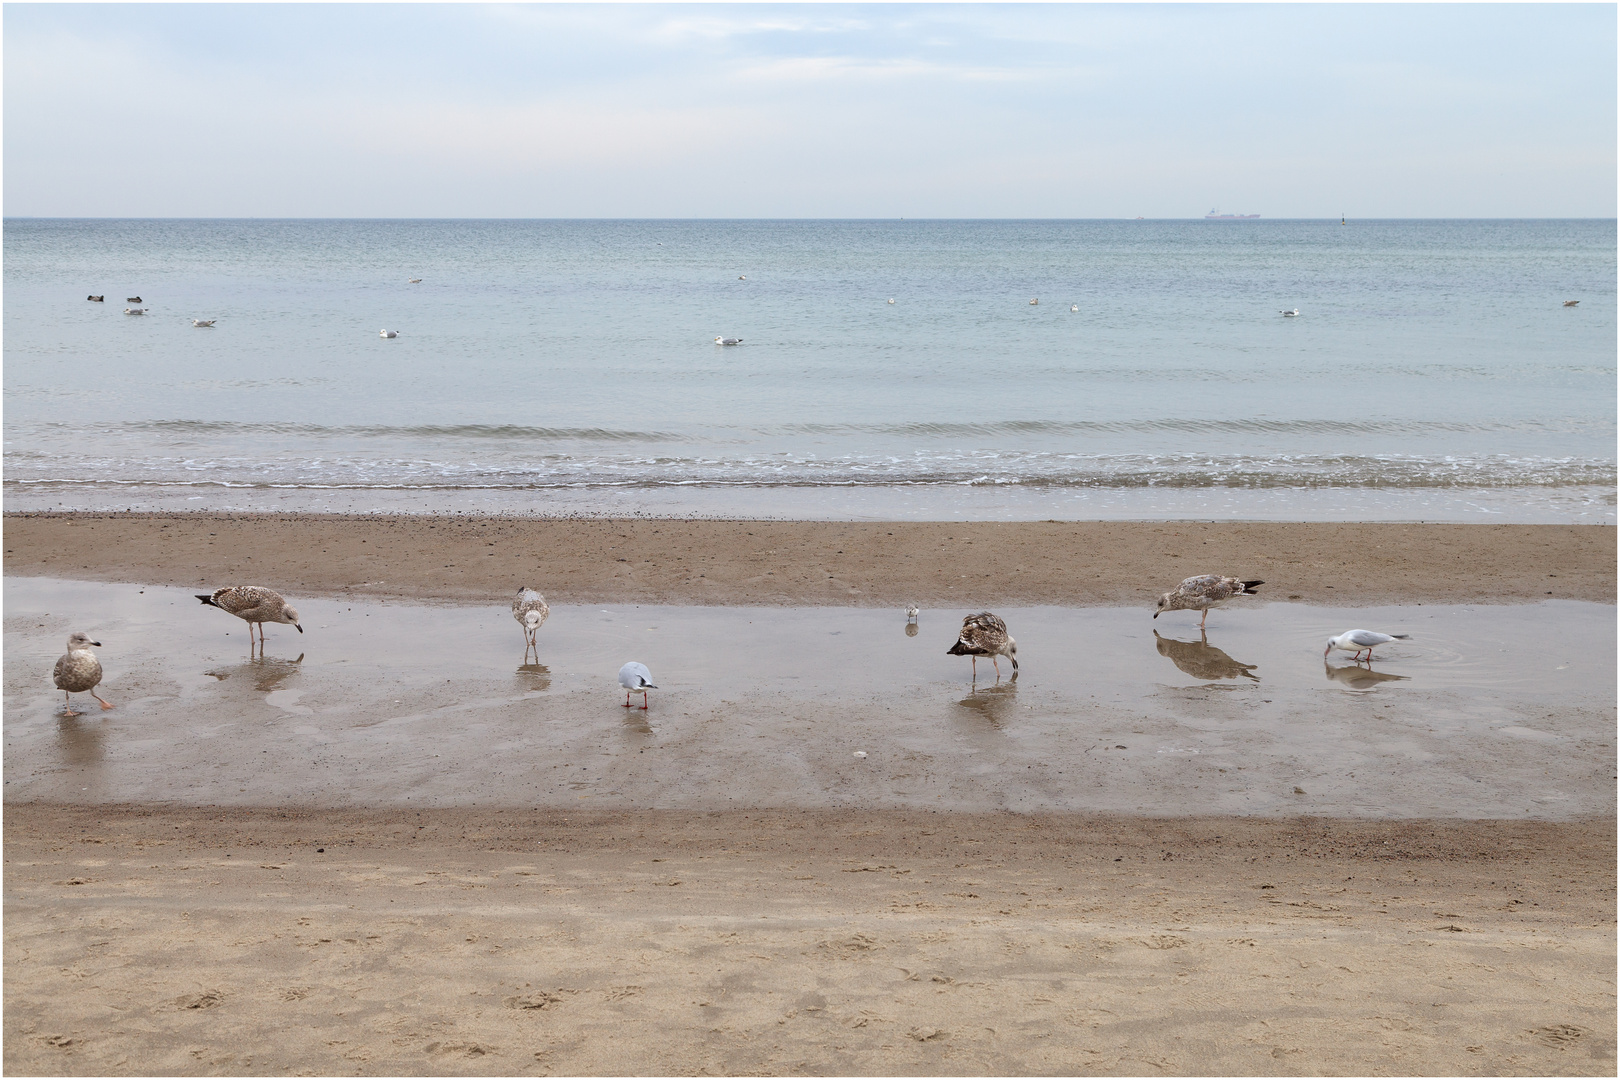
[1154,631,1259,681]
[205,653,305,693]
[1324,661,1410,692]
[55,715,106,765]
[957,676,1018,726]
[515,662,551,692]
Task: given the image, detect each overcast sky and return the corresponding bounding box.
[5,3,1614,218]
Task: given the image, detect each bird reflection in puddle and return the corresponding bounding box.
[957,675,1018,726]
[904,622,919,638]
[515,662,551,692]
[1154,631,1259,682]
[1324,661,1410,692]
[56,715,106,765]
[205,653,305,693]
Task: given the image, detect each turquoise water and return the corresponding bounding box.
[4,218,1613,520]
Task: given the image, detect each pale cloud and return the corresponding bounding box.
[4,3,1613,218]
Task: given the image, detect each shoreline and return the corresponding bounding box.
[5,804,1614,1076]
[5,512,1614,606]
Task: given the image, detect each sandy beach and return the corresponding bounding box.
[5,805,1615,1076]
[4,514,1616,1075]
[4,513,1614,606]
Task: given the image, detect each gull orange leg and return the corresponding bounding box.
[91,691,113,710]
[641,691,649,711]
[624,691,633,709]
[62,691,81,717]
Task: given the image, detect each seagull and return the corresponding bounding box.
[53,632,111,715]
[1280,308,1300,317]
[126,296,142,303]
[1154,575,1263,629]
[408,278,422,284]
[619,661,657,709]
[196,586,303,648]
[738,275,746,280]
[1563,300,1579,307]
[888,298,896,304]
[906,604,919,623]
[512,586,549,659]
[714,337,743,346]
[124,308,147,315]
[1324,629,1410,662]
[947,612,1018,678]
[87,295,104,302]
[1070,304,1078,312]
[1029,298,1038,305]
[380,329,398,338]
[192,319,215,328]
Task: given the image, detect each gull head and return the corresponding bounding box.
[279,606,303,632]
[525,610,544,631]
[67,631,101,650]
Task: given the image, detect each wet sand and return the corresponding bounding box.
[6,580,1615,819]
[5,514,1615,1075]
[5,804,1615,1076]
[5,513,1614,606]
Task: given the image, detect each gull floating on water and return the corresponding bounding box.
[1280,308,1300,317]
[1563,300,1579,307]
[196,586,303,649]
[380,329,398,338]
[408,278,422,284]
[714,336,742,346]
[1154,575,1264,629]
[512,586,549,660]
[124,307,147,315]
[947,612,1018,678]
[54,632,112,715]
[87,295,104,302]
[192,319,215,328]
[1325,629,1410,662]
[888,298,896,304]
[1070,304,1078,312]
[1029,298,1039,305]
[619,661,657,710]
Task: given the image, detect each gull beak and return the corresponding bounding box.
[1152,610,1159,619]
[296,624,304,633]
[91,640,102,647]
[1323,643,1332,657]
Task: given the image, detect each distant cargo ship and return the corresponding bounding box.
[1205,209,1260,219]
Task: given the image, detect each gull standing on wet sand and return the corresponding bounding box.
[1325,629,1410,662]
[619,662,657,709]
[54,632,112,715]
[1154,575,1264,629]
[947,612,1018,678]
[196,586,303,647]
[513,586,549,659]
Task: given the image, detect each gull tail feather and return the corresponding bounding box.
[195,594,220,608]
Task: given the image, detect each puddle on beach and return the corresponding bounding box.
[5,577,1613,819]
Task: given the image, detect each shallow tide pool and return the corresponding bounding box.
[4,577,1612,819]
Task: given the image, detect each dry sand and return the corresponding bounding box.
[5,513,1613,606]
[5,805,1614,1076]
[4,514,1615,1075]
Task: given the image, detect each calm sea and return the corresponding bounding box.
[4,218,1613,521]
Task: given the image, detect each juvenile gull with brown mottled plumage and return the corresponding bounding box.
[513,586,550,660]
[1153,574,1264,629]
[196,586,303,646]
[53,632,112,715]
[947,612,1018,678]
